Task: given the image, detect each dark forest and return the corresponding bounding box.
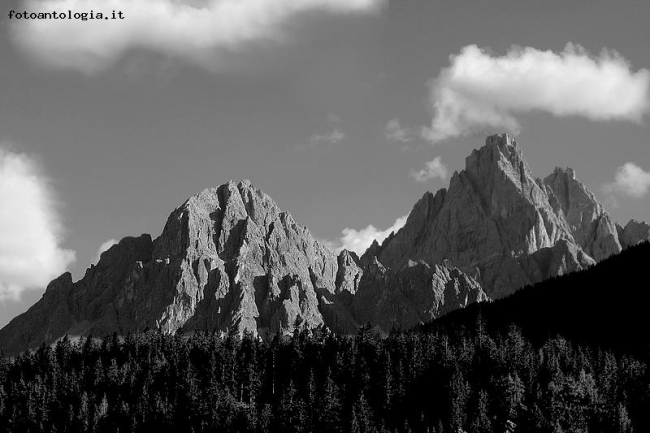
[1,242,649,433]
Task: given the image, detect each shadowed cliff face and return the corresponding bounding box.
[0,235,155,355]
[0,180,487,354]
[367,134,648,299]
[352,258,488,331]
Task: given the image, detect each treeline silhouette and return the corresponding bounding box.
[0,242,648,432]
[0,323,648,432]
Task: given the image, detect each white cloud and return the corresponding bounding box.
[327,214,408,256]
[423,44,650,143]
[604,162,650,198]
[0,147,76,300]
[309,129,345,146]
[11,0,384,73]
[385,118,416,143]
[93,239,119,264]
[410,157,448,183]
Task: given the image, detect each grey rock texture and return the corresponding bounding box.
[353,258,489,331]
[335,250,362,296]
[0,180,484,354]
[0,181,340,354]
[374,134,631,299]
[543,167,621,261]
[0,235,154,355]
[617,220,650,248]
[159,180,340,337]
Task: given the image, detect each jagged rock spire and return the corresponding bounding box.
[375,134,633,298]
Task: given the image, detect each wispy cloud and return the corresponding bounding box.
[604,162,650,198]
[423,44,650,143]
[309,129,346,146]
[11,0,385,73]
[410,157,448,183]
[325,214,408,256]
[0,146,75,300]
[385,118,417,143]
[93,239,119,265]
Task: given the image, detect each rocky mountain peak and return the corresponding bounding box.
[618,220,650,248]
[0,179,489,354]
[5,134,643,354]
[374,134,638,299]
[338,248,359,261]
[462,134,547,210]
[543,166,621,261]
[153,180,286,262]
[359,239,384,266]
[551,166,576,179]
[43,272,73,295]
[477,132,519,155]
[408,189,446,228]
[464,133,530,190]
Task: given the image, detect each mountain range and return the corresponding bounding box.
[1,133,648,355]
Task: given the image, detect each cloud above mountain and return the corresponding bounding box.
[325,214,408,256]
[0,147,75,300]
[410,157,448,183]
[11,0,384,73]
[423,44,650,143]
[604,162,650,198]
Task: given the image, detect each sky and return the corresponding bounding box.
[0,0,649,327]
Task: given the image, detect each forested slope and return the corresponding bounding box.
[0,324,647,432]
[426,241,650,355]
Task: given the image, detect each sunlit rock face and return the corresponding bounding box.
[372,134,631,299]
[0,181,340,353]
[543,167,621,261]
[0,179,485,354]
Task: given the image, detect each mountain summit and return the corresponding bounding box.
[1,134,647,354]
[365,133,647,298]
[0,180,486,354]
